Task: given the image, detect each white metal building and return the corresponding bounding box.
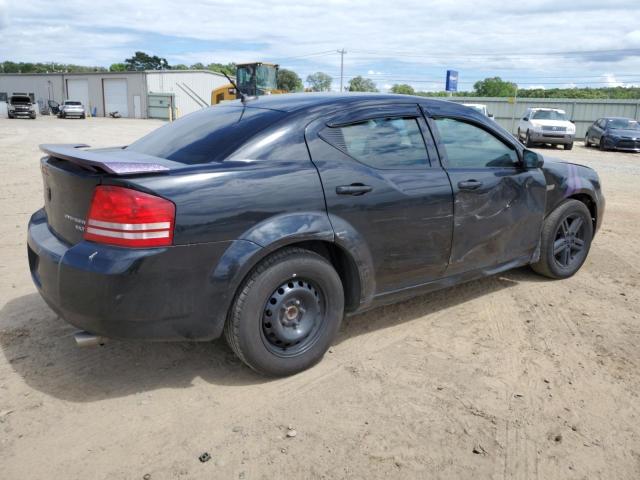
[0,70,230,119]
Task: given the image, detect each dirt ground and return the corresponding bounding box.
[1,115,639,480]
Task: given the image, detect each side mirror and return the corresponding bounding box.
[523,149,544,169]
[570,120,575,124]
[522,117,529,121]
[488,113,494,118]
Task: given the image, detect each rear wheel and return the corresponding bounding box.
[225,247,344,376]
[531,199,593,279]
[564,142,573,150]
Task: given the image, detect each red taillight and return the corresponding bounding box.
[84,186,175,248]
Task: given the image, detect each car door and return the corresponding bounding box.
[305,104,454,294]
[592,119,606,143]
[426,114,546,275]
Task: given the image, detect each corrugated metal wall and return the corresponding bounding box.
[0,73,147,118]
[145,71,229,117]
[437,97,640,139]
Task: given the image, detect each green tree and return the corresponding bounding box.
[124,51,170,71]
[277,68,303,92]
[348,76,378,92]
[206,62,236,76]
[473,77,517,97]
[109,63,127,72]
[390,83,415,95]
[190,62,205,70]
[171,64,189,70]
[306,72,333,92]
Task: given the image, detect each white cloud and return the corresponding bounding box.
[1,0,639,90]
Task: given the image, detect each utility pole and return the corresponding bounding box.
[338,49,346,92]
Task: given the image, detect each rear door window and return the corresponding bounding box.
[127,106,286,164]
[321,117,429,169]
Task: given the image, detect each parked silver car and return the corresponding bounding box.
[58,100,86,119]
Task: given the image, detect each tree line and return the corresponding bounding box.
[2,54,638,98]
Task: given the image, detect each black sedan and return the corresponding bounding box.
[28,94,605,376]
[585,117,640,152]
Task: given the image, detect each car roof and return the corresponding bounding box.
[235,92,461,114]
[602,116,635,121]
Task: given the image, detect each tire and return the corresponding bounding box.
[517,128,522,142]
[584,134,591,147]
[599,137,606,151]
[564,142,573,150]
[531,199,593,279]
[525,130,534,148]
[81,114,86,119]
[225,247,344,376]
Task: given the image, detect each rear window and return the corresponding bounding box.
[127,106,286,164]
[65,101,82,105]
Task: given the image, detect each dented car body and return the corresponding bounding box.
[27,94,604,374]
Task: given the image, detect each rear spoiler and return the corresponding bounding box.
[39,144,172,175]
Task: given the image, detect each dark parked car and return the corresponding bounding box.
[585,117,640,152]
[27,94,605,376]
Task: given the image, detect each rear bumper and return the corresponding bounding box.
[28,208,240,341]
[60,110,85,117]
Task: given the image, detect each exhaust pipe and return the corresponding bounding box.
[74,331,107,347]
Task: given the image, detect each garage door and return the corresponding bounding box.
[66,79,89,109]
[103,79,129,118]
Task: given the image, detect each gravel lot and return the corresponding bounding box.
[1,115,639,479]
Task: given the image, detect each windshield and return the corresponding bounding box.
[127,105,286,164]
[65,101,82,105]
[10,96,31,104]
[237,64,277,93]
[532,110,567,121]
[607,119,640,130]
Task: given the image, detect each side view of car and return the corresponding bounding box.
[585,117,640,152]
[8,95,36,119]
[58,100,86,119]
[27,94,604,376]
[517,107,576,150]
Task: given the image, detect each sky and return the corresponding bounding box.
[1,0,640,92]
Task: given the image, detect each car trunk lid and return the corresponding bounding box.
[40,144,179,245]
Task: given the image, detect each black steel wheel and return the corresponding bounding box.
[261,277,325,356]
[225,247,344,376]
[531,199,593,279]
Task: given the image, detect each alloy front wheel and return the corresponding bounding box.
[531,199,593,279]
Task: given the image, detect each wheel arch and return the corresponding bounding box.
[208,212,376,337]
[567,192,597,231]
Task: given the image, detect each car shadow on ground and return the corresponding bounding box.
[0,267,541,402]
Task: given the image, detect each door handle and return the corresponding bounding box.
[336,184,373,196]
[458,179,482,190]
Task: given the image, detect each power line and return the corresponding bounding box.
[348,47,640,59]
